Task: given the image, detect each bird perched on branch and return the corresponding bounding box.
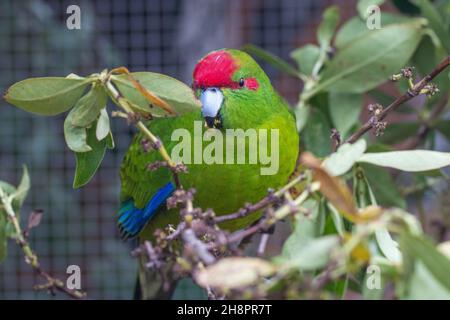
[117,49,299,299]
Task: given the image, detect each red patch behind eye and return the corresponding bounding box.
[245,78,259,90]
[193,51,237,89]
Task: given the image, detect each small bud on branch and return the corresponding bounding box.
[346,56,450,144]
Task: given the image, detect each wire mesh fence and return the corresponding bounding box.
[0,0,355,299]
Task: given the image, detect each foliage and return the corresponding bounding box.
[0,166,30,262]
[239,0,450,299]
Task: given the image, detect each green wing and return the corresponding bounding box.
[120,111,201,208]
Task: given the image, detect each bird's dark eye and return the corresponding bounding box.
[239,78,245,87]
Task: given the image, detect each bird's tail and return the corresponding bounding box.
[117,182,175,240]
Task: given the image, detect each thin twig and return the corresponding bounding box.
[208,184,317,249]
[214,198,274,224]
[226,221,267,245]
[214,173,306,223]
[182,229,216,265]
[330,128,341,152]
[346,55,450,144]
[166,222,186,240]
[0,187,86,299]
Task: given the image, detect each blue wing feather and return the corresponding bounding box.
[117,182,175,240]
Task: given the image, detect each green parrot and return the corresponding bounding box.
[117,49,299,298]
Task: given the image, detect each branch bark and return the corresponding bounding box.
[346,55,450,144]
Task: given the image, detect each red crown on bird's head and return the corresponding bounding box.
[193,50,260,91]
[193,50,239,90]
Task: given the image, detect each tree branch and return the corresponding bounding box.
[0,187,86,299]
[182,229,216,265]
[346,55,450,144]
[214,173,306,223]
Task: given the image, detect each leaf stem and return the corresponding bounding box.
[105,80,176,167]
[0,187,38,267]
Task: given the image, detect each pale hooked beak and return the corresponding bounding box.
[200,87,223,129]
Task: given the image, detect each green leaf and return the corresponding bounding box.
[404,261,450,299]
[242,44,300,78]
[4,77,91,116]
[317,6,340,48]
[0,182,16,200]
[280,200,339,271]
[96,109,110,141]
[112,72,201,116]
[327,203,345,236]
[316,198,327,235]
[0,207,6,263]
[368,89,415,114]
[328,277,349,299]
[358,150,450,172]
[353,167,403,262]
[294,102,310,132]
[0,182,17,240]
[281,235,339,271]
[335,13,411,49]
[379,122,420,144]
[412,35,437,77]
[73,123,107,188]
[412,0,450,53]
[106,132,115,149]
[376,228,402,263]
[282,200,321,258]
[360,163,406,208]
[12,166,30,208]
[435,120,450,140]
[353,166,376,209]
[7,166,30,238]
[392,0,421,15]
[366,143,395,153]
[0,167,31,239]
[328,92,362,139]
[64,109,91,153]
[317,20,424,94]
[400,232,450,291]
[357,0,385,19]
[290,45,320,76]
[323,140,367,176]
[69,84,107,127]
[302,108,332,157]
